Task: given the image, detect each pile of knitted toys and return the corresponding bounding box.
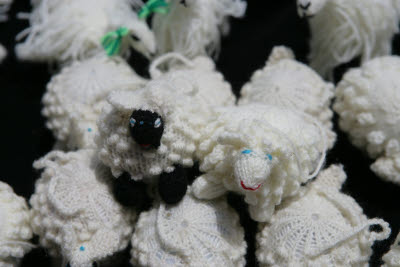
[1,0,400,266]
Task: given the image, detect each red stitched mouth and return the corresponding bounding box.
[240,181,262,191]
[139,144,151,149]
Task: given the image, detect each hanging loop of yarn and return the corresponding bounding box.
[101,27,130,56]
[138,0,169,19]
[149,52,195,78]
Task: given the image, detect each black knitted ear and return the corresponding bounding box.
[158,165,188,205]
[129,110,164,150]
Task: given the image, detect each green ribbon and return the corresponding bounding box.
[101,27,130,56]
[138,0,169,19]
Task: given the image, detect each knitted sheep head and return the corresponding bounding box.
[297,0,328,17]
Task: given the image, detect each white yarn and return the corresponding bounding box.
[334,56,400,185]
[297,0,400,79]
[130,190,246,267]
[383,232,400,266]
[0,181,33,267]
[42,56,146,150]
[15,0,156,64]
[256,165,391,267]
[31,149,136,267]
[239,46,336,148]
[96,56,235,181]
[152,0,246,59]
[0,0,11,63]
[193,104,327,222]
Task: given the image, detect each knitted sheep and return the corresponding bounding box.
[96,55,235,205]
[42,56,146,150]
[297,0,400,79]
[256,165,391,266]
[192,104,327,222]
[0,182,33,267]
[239,46,336,148]
[16,0,156,64]
[334,56,400,185]
[152,0,246,59]
[31,149,136,267]
[382,232,400,266]
[130,189,246,267]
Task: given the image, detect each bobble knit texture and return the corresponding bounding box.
[256,165,391,267]
[16,0,156,63]
[239,46,336,148]
[42,56,146,150]
[297,0,400,79]
[130,191,246,267]
[31,150,136,267]
[96,56,235,181]
[193,104,326,222]
[334,56,400,185]
[0,182,33,267]
[382,232,400,266]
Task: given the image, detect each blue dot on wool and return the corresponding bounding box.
[241,149,252,154]
[80,246,85,251]
[266,154,273,160]
[87,128,92,132]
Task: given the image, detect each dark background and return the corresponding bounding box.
[0,0,399,266]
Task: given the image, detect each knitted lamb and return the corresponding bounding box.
[96,55,235,205]
[382,232,400,266]
[334,56,400,185]
[130,189,246,267]
[239,46,336,148]
[297,0,400,79]
[16,0,155,64]
[0,182,33,267]
[192,104,327,222]
[152,0,246,59]
[256,165,391,266]
[31,149,136,267]
[42,56,146,150]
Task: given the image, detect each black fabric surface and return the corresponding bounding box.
[0,0,399,266]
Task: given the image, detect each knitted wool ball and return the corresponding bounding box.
[42,56,146,150]
[31,149,136,267]
[296,0,400,79]
[334,56,400,185]
[15,0,156,63]
[96,56,235,181]
[239,46,336,148]
[0,182,33,267]
[192,104,327,222]
[256,165,391,267]
[130,190,246,267]
[382,232,400,266]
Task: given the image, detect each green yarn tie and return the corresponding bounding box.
[138,0,169,19]
[101,27,130,56]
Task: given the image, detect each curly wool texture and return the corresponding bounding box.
[152,0,246,59]
[383,232,400,266]
[130,191,246,267]
[16,0,156,63]
[256,165,391,267]
[239,46,336,148]
[193,104,326,222]
[334,56,400,185]
[299,0,400,79]
[30,149,136,267]
[96,56,235,181]
[0,182,33,267]
[42,56,146,150]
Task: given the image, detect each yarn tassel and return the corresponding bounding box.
[138,0,169,19]
[101,27,130,56]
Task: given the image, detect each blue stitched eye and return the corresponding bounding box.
[79,246,85,251]
[241,149,253,155]
[130,118,136,127]
[154,118,162,128]
[266,154,273,160]
[140,121,144,125]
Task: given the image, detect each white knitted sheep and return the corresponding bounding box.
[334,56,400,185]
[152,0,246,59]
[192,104,327,222]
[239,46,336,148]
[297,0,400,79]
[256,165,391,266]
[42,56,146,150]
[31,149,136,267]
[382,232,400,266]
[16,0,156,63]
[0,181,33,267]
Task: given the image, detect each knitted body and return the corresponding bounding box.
[31,150,136,267]
[152,0,246,59]
[16,0,155,63]
[130,191,246,267]
[239,46,336,148]
[297,0,400,79]
[383,232,400,266]
[42,56,146,150]
[193,104,327,222]
[256,165,391,267]
[334,56,400,185]
[0,182,33,267]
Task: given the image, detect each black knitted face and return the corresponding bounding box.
[129,110,164,150]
